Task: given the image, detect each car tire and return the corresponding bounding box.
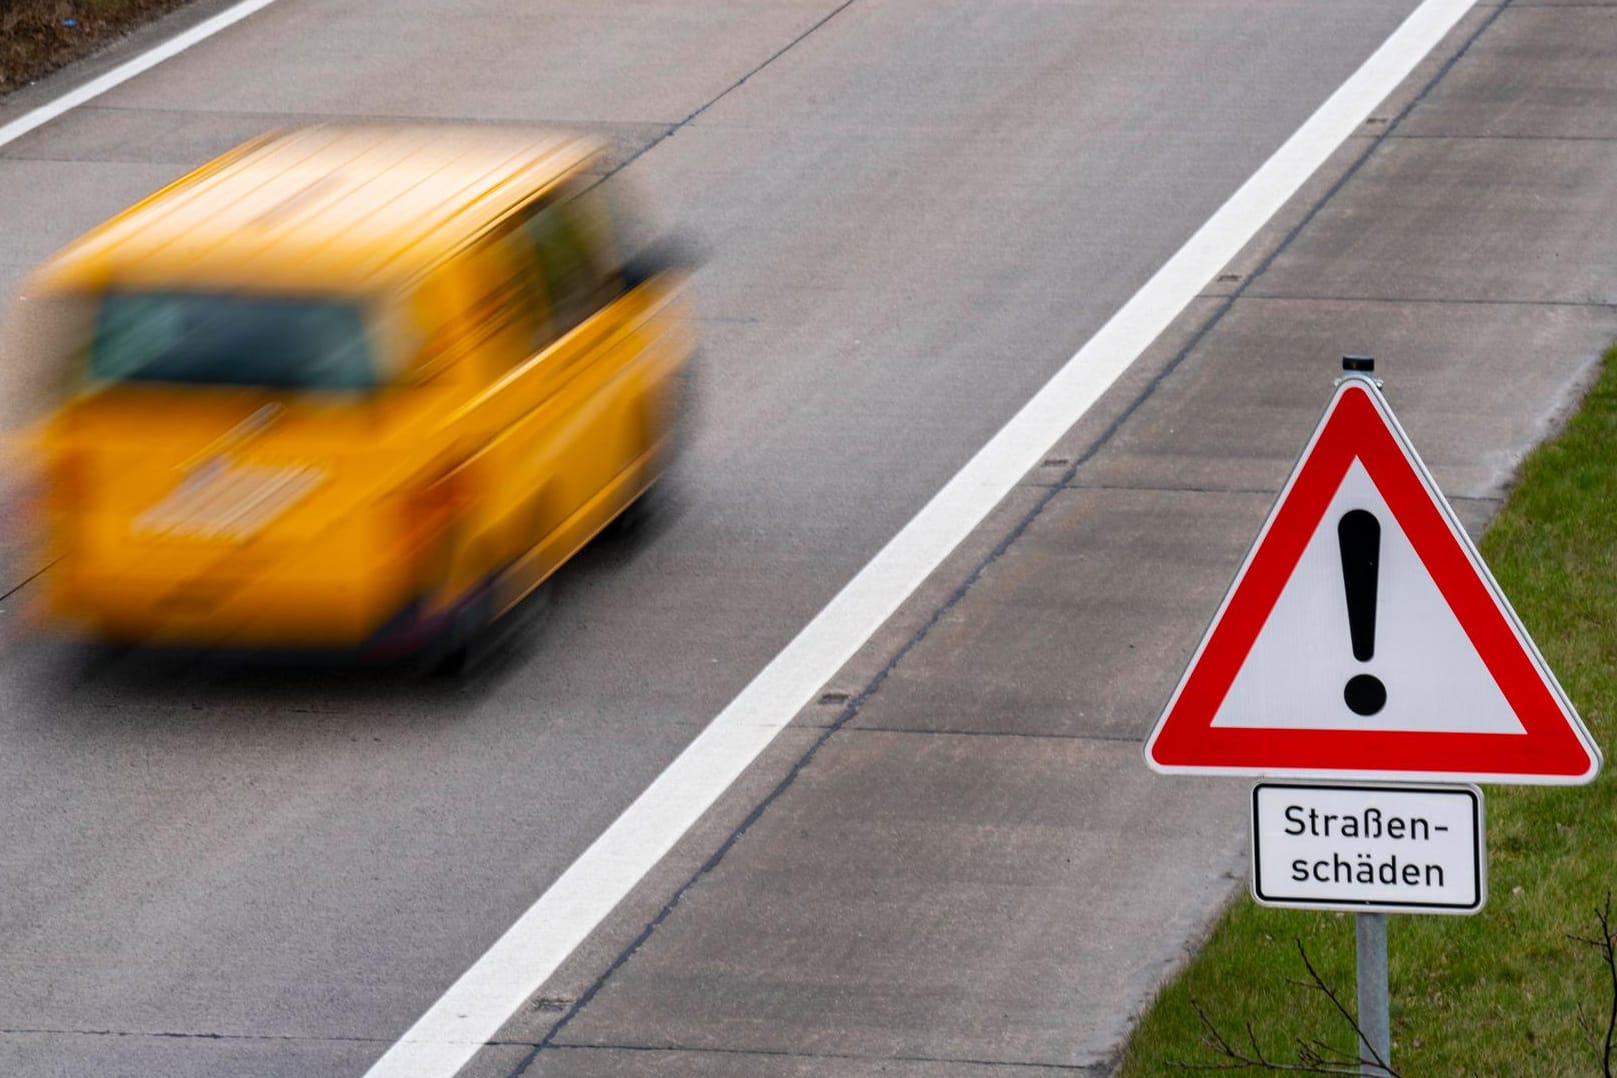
[422,579,494,678]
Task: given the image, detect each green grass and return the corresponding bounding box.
[1118,347,1617,1077]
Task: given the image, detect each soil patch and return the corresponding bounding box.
[2,0,194,95]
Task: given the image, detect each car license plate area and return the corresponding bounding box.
[132,459,327,543]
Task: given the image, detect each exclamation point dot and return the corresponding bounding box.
[1344,673,1386,716]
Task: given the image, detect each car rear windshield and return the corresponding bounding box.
[89,292,376,390]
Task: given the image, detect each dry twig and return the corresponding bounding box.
[1568,891,1616,1078]
[1167,938,1400,1076]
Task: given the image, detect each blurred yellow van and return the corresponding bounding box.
[12,123,694,667]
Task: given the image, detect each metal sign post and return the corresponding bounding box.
[1356,912,1390,1076]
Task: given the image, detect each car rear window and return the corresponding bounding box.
[89,292,376,390]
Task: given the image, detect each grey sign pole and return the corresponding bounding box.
[1355,911,1391,1076]
[1341,353,1392,1078]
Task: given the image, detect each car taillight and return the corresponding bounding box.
[47,452,86,513]
[401,467,459,555]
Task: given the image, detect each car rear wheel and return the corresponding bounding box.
[422,583,493,677]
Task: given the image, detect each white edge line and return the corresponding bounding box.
[363,1,1478,1075]
[0,0,283,153]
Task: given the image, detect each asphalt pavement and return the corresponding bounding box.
[1,1,1612,1076]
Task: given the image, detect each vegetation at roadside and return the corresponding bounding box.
[1117,344,1617,1075]
[2,0,193,94]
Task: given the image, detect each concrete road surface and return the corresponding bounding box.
[2,1,1612,1075]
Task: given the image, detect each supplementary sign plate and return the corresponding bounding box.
[1251,782,1484,914]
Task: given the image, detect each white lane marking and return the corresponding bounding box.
[0,0,282,153]
[367,1,1476,1074]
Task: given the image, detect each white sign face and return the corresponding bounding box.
[1213,462,1522,735]
[1251,783,1484,914]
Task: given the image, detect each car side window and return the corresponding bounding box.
[507,185,625,346]
[467,182,629,372]
[459,234,547,372]
[521,207,592,337]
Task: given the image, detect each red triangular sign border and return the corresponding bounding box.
[1145,375,1601,784]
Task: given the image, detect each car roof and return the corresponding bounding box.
[28,123,601,296]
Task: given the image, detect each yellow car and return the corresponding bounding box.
[11,123,695,667]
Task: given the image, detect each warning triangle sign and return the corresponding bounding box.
[1145,374,1601,784]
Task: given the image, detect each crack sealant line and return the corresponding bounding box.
[0,1025,388,1045]
[0,0,283,153]
[588,0,861,188]
[361,3,1479,1077]
[0,561,52,605]
[536,1041,1104,1074]
[1236,294,1617,308]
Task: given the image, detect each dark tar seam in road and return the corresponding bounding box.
[532,1041,1107,1074]
[1058,481,1279,495]
[588,0,862,188]
[0,560,54,604]
[1390,132,1617,142]
[797,723,1145,744]
[0,1025,388,1044]
[1236,293,1617,309]
[500,5,1515,1076]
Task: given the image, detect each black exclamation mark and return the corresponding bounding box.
[1338,509,1387,716]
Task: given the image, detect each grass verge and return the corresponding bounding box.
[2,0,194,95]
[1117,345,1617,1075]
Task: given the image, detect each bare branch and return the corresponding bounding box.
[1165,943,1402,1076]
[1594,892,1612,1078]
[1293,938,1400,1077]
[1577,1001,1599,1054]
[1297,1035,1366,1070]
[1166,995,1364,1073]
[1601,894,1614,1078]
[1566,892,1616,1078]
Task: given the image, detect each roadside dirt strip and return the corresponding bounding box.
[454,4,1617,1076]
[0,0,193,94]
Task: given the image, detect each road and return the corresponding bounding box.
[3,1,1614,1075]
